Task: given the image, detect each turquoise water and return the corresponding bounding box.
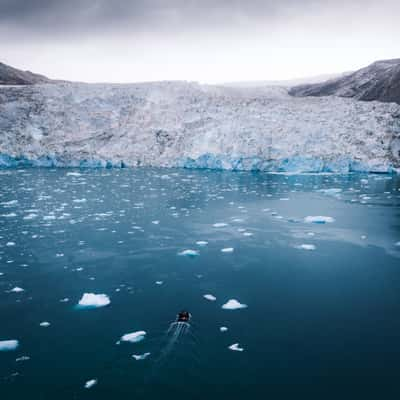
[1,168,400,399]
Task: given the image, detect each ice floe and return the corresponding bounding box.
[77,293,110,309]
[0,340,19,351]
[120,331,146,343]
[132,352,151,360]
[10,287,24,293]
[222,299,247,310]
[178,249,199,257]
[296,244,316,251]
[203,294,217,301]
[39,321,51,327]
[15,356,30,362]
[228,343,244,352]
[84,379,98,389]
[213,223,228,228]
[304,216,335,224]
[221,247,234,253]
[196,241,208,246]
[220,327,228,332]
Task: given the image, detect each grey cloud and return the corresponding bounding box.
[0,0,380,38]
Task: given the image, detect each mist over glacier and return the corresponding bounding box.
[1,82,400,173]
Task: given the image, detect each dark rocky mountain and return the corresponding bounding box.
[289,58,400,105]
[0,61,53,85]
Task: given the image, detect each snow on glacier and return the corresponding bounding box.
[0,82,399,173]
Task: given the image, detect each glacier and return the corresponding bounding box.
[1,82,400,173]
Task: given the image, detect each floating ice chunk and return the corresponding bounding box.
[204,294,217,301]
[6,242,16,246]
[151,220,160,225]
[243,232,253,237]
[222,299,247,310]
[220,327,228,332]
[77,293,110,309]
[0,200,18,206]
[10,287,24,293]
[213,223,228,228]
[221,247,234,253]
[66,172,82,177]
[16,356,30,362]
[196,241,208,246]
[304,216,335,224]
[132,352,151,360]
[60,298,69,302]
[0,340,19,351]
[39,321,50,327]
[319,188,342,195]
[296,244,316,251]
[155,281,163,285]
[228,343,244,352]
[84,379,97,389]
[23,213,37,220]
[120,331,146,343]
[73,198,87,203]
[178,249,199,257]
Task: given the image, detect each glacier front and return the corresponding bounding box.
[1,82,400,173]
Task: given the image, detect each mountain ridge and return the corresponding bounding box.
[289,58,400,105]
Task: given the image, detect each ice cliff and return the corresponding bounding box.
[1,82,400,173]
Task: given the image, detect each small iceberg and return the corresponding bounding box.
[296,244,316,251]
[16,356,30,362]
[178,249,199,257]
[228,343,244,352]
[220,326,228,332]
[319,188,342,195]
[132,352,151,360]
[222,299,247,310]
[0,340,19,351]
[84,379,98,389]
[203,294,217,301]
[196,241,208,246]
[39,321,51,327]
[77,293,110,309]
[304,216,335,224]
[10,287,24,293]
[221,247,234,253]
[120,331,146,343]
[213,223,228,228]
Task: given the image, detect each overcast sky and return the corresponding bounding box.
[1,0,399,83]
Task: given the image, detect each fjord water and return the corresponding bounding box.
[1,168,400,399]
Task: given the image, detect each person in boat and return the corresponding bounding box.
[177,310,191,322]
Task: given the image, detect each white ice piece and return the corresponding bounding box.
[0,340,19,351]
[77,293,110,309]
[228,343,244,352]
[222,299,247,310]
